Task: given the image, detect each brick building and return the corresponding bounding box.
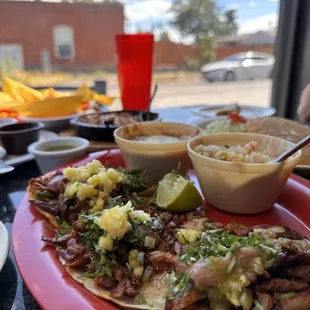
[0,1,124,71]
[154,40,201,70]
[215,31,275,60]
[0,1,203,72]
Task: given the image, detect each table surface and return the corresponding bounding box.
[0,106,199,310]
[0,106,309,310]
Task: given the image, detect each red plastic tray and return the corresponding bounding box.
[13,149,310,310]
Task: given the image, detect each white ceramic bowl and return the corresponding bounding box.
[114,122,202,184]
[188,133,301,214]
[28,137,89,174]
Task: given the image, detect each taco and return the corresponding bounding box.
[28,159,310,310]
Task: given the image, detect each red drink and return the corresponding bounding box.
[115,33,154,110]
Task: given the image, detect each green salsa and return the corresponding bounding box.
[43,145,77,152]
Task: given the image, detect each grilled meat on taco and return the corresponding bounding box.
[28,159,310,310]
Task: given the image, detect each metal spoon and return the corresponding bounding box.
[0,160,14,174]
[139,84,159,122]
[149,84,158,110]
[273,134,310,163]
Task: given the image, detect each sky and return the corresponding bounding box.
[124,0,280,43]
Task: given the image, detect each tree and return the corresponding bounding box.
[222,9,238,35]
[170,0,238,64]
[170,0,238,42]
[159,32,171,41]
[200,36,215,63]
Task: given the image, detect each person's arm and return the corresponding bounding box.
[298,83,310,122]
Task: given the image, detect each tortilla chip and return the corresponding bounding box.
[246,117,310,165]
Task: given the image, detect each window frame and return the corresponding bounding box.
[271,0,310,122]
[52,25,75,60]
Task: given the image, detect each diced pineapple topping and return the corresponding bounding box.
[177,229,200,244]
[96,201,132,240]
[63,160,124,210]
[129,210,152,222]
[133,266,144,277]
[63,160,103,182]
[89,197,105,214]
[240,289,253,310]
[77,184,98,201]
[64,181,80,197]
[129,249,139,268]
[63,167,80,182]
[128,249,144,276]
[98,236,113,251]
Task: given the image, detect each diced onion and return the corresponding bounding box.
[142,265,153,282]
[153,219,160,228]
[270,226,286,234]
[144,236,156,248]
[280,292,297,301]
[137,251,145,263]
[174,242,182,254]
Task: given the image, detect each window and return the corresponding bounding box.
[222,54,245,62]
[251,57,268,61]
[53,26,75,59]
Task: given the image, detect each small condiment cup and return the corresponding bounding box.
[114,121,202,184]
[0,122,44,155]
[188,133,301,214]
[28,137,89,174]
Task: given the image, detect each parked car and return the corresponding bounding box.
[201,51,275,82]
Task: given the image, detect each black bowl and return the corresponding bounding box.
[0,122,44,155]
[70,110,159,142]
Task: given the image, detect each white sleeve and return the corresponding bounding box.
[298,83,310,122]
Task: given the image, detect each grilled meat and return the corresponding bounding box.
[257,293,274,310]
[29,199,60,215]
[66,200,90,224]
[146,251,187,274]
[29,171,65,196]
[280,289,310,310]
[73,220,85,233]
[226,222,252,237]
[255,278,309,293]
[282,265,310,281]
[281,226,307,240]
[165,288,206,310]
[41,229,77,245]
[94,276,118,289]
[56,237,92,268]
[111,277,139,298]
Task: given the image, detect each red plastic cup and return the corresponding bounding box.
[115,33,154,111]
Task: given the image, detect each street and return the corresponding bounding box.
[109,79,272,111]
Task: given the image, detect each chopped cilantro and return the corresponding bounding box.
[34,190,56,199]
[165,271,192,301]
[78,213,105,250]
[180,229,281,264]
[117,167,148,192]
[106,195,124,208]
[124,218,163,246]
[126,262,132,273]
[81,252,117,278]
[55,217,72,235]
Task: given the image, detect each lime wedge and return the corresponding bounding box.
[156,173,203,212]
